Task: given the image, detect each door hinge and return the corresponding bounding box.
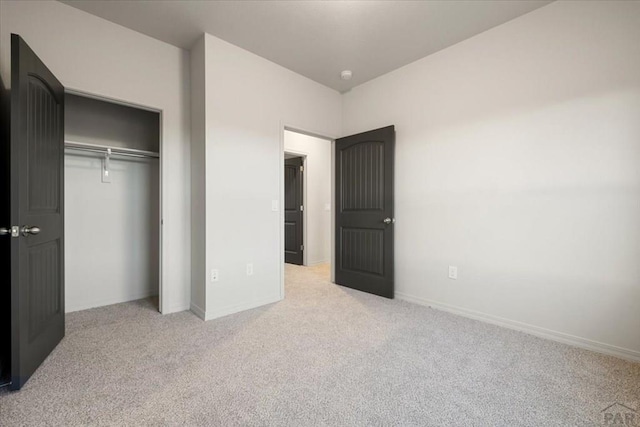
[300,244,304,251]
[300,165,304,172]
[300,205,304,211]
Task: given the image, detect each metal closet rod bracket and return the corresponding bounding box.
[103,148,111,183]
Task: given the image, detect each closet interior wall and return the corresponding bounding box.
[64,93,160,312]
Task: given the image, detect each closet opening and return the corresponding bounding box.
[64,92,162,313]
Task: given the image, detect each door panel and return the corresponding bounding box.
[335,126,394,298]
[284,157,303,265]
[27,76,61,213]
[28,240,61,340]
[341,227,384,275]
[9,34,65,390]
[341,141,384,211]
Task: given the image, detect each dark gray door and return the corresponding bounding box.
[5,34,65,390]
[0,42,10,387]
[335,126,394,298]
[284,157,303,265]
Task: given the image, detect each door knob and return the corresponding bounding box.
[21,226,41,236]
[1,226,19,237]
[383,217,395,224]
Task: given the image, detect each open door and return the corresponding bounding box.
[335,126,394,298]
[0,39,10,388]
[284,157,304,265]
[2,34,65,390]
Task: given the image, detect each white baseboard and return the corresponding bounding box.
[396,292,640,363]
[161,303,190,315]
[205,295,282,321]
[190,302,206,320]
[66,290,158,313]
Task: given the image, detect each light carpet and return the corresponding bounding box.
[0,263,638,426]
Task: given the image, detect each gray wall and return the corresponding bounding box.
[66,94,159,151]
[189,35,207,319]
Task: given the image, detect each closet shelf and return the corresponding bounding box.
[64,141,159,159]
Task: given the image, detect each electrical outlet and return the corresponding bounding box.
[246,263,253,276]
[210,269,219,282]
[448,266,458,280]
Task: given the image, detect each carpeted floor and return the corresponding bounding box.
[0,263,638,426]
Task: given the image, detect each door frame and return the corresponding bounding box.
[64,87,166,313]
[283,151,308,266]
[279,123,337,299]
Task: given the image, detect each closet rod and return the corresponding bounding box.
[64,141,159,159]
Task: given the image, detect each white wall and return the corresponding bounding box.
[343,0,640,359]
[200,34,341,320]
[284,131,332,266]
[0,0,191,313]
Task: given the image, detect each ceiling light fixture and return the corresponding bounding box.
[341,70,353,80]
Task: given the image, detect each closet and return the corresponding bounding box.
[64,93,161,313]
[0,35,162,390]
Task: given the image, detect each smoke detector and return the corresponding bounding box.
[340,70,353,80]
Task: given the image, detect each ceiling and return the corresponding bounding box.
[61,0,552,92]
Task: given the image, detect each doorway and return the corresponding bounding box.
[282,129,334,291]
[281,125,396,302]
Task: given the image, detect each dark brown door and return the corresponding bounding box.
[335,126,394,298]
[5,34,65,390]
[284,157,304,265]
